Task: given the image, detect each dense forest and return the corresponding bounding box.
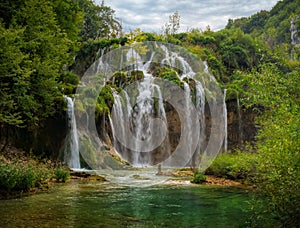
[0,0,299,226]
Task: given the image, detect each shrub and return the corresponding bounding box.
[248,104,300,227]
[0,156,52,192]
[205,152,258,183]
[54,167,70,182]
[191,173,207,184]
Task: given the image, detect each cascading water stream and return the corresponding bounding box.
[223,89,228,153]
[110,49,169,167]
[64,96,80,169]
[161,45,210,166]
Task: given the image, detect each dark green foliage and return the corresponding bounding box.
[52,0,83,42]
[0,0,25,28]
[0,23,28,127]
[191,173,207,184]
[142,32,156,41]
[54,167,70,182]
[228,62,300,226]
[59,71,79,95]
[226,0,300,45]
[0,155,52,192]
[158,68,183,87]
[250,104,300,227]
[96,85,114,116]
[71,37,128,76]
[77,0,121,41]
[205,153,257,182]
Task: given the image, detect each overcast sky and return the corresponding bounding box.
[99,0,279,33]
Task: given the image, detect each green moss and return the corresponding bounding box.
[112,71,127,87]
[96,85,114,116]
[158,67,183,88]
[127,70,144,83]
[79,134,98,169]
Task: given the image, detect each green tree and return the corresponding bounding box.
[78,0,121,41]
[233,64,300,226]
[17,0,70,130]
[52,0,84,42]
[0,23,29,150]
[0,0,72,138]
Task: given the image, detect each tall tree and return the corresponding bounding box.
[17,0,70,130]
[0,0,71,137]
[52,0,84,43]
[77,0,121,41]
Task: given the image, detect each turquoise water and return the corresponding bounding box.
[0,171,250,227]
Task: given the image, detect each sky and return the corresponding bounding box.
[99,0,279,33]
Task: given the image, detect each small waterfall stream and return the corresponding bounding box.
[64,96,80,169]
[223,89,228,153]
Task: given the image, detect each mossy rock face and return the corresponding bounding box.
[102,153,130,170]
[112,71,127,88]
[127,70,144,83]
[158,68,183,88]
[149,62,163,77]
[79,134,98,169]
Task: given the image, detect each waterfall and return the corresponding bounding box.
[161,45,210,166]
[195,81,206,162]
[132,76,153,165]
[64,96,80,169]
[237,95,243,146]
[223,89,228,153]
[183,82,193,164]
[85,42,227,170]
[291,17,299,46]
[110,49,169,167]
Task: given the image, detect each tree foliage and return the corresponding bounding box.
[163,11,180,36]
[77,0,121,41]
[0,0,122,138]
[226,0,300,46]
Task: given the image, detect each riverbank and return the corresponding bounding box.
[167,168,255,190]
[0,145,255,200]
[0,145,70,199]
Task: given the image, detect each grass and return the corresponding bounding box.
[0,146,70,197]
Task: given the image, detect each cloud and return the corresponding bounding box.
[98,0,278,32]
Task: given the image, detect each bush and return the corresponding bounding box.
[248,104,300,227]
[54,167,70,182]
[205,152,258,183]
[0,156,52,192]
[191,173,207,184]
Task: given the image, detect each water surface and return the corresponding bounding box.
[0,171,250,227]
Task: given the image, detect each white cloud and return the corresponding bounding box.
[98,0,279,32]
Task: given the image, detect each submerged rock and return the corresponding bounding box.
[70,170,107,181]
